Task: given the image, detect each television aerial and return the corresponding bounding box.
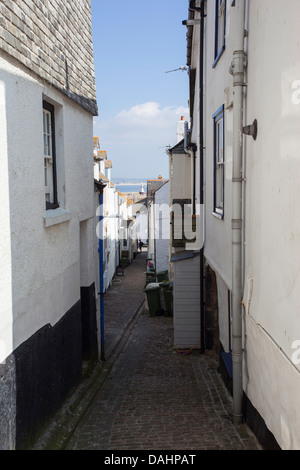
[165,66,188,73]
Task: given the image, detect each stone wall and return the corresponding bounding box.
[0,0,97,115]
[0,356,16,450]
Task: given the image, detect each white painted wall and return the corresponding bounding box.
[0,77,13,363]
[103,184,119,290]
[241,0,300,449]
[201,0,233,292]
[132,199,148,244]
[147,201,155,262]
[170,153,191,202]
[190,0,300,449]
[0,51,95,356]
[154,182,170,274]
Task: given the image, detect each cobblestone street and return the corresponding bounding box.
[63,251,261,451]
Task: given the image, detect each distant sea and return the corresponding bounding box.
[116,184,145,193]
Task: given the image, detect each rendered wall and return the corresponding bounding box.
[154,182,170,274]
[194,0,300,449]
[0,49,95,448]
[242,0,300,449]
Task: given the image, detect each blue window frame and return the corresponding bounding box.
[213,0,226,68]
[213,106,225,218]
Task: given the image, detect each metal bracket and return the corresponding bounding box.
[182,19,201,26]
[243,119,257,141]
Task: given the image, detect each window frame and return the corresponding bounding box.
[213,105,225,218]
[43,100,59,211]
[171,198,196,248]
[213,0,227,68]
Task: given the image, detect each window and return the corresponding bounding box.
[213,0,226,67]
[213,106,224,218]
[43,100,58,210]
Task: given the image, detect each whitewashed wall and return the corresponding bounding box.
[201,0,233,292]
[148,201,155,262]
[242,0,300,449]
[0,51,95,356]
[103,184,119,290]
[154,182,170,274]
[190,0,300,449]
[0,74,13,364]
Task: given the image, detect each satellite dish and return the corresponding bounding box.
[165,66,188,73]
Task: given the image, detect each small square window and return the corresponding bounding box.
[213,106,225,217]
[213,0,226,68]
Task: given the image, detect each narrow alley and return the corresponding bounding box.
[42,250,260,452]
[2,0,300,452]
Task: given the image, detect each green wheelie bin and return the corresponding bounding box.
[159,281,173,316]
[145,270,156,286]
[144,283,162,317]
[156,270,169,283]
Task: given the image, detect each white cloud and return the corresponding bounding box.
[115,101,188,127]
[116,102,161,120]
[96,101,189,144]
[93,101,189,178]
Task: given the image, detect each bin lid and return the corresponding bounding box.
[144,283,161,291]
[159,281,173,288]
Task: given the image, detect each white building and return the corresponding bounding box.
[94,142,121,291]
[181,0,300,450]
[118,192,137,265]
[132,196,148,245]
[0,0,98,449]
[153,181,170,275]
[167,134,202,350]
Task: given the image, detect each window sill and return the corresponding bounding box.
[212,46,225,69]
[43,208,72,227]
[212,211,224,220]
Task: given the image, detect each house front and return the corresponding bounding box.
[0,0,98,449]
[183,0,300,449]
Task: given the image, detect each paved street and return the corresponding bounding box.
[63,250,261,451]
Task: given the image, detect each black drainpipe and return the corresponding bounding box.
[192,144,197,216]
[199,0,205,354]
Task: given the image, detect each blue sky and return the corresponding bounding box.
[91,0,190,180]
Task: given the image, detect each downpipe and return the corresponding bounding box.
[229,0,246,426]
[184,121,197,216]
[98,191,106,361]
[199,0,205,354]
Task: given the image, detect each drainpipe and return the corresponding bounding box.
[199,0,205,354]
[153,192,157,274]
[184,121,197,216]
[185,0,205,351]
[98,190,105,361]
[229,0,246,425]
